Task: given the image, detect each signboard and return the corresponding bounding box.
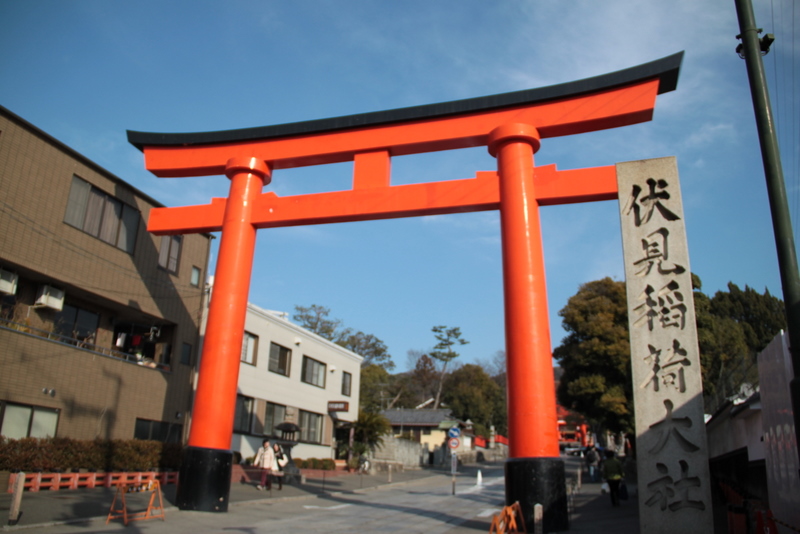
[448,437,460,449]
[448,426,461,438]
[327,401,349,412]
[618,158,712,533]
[451,453,458,475]
[757,333,800,529]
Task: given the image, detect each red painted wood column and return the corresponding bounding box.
[489,123,559,458]
[489,124,567,531]
[177,156,270,512]
[190,156,271,449]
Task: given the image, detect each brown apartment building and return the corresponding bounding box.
[0,105,212,443]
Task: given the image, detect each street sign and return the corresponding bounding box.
[448,426,461,438]
[451,452,458,475]
[448,437,460,449]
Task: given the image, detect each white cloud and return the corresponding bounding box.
[683,122,736,148]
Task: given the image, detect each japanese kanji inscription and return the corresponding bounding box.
[618,157,713,533]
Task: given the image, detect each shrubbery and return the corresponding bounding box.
[0,437,182,472]
[289,457,336,470]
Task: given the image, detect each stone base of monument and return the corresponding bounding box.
[176,446,233,512]
[505,457,568,533]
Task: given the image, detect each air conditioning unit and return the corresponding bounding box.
[0,268,18,295]
[35,285,65,311]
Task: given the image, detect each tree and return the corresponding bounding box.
[402,351,440,408]
[693,284,750,411]
[359,364,393,413]
[696,278,784,411]
[443,364,507,437]
[477,349,506,380]
[293,304,341,340]
[553,278,633,434]
[352,410,391,453]
[340,331,395,370]
[553,275,787,433]
[709,282,786,355]
[430,326,469,410]
[294,304,394,370]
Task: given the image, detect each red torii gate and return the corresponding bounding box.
[129,52,682,530]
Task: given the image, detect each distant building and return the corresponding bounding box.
[380,408,464,451]
[0,105,212,442]
[198,288,362,461]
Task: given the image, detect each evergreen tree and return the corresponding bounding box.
[553,275,786,432]
[553,278,632,433]
[294,304,394,370]
[359,364,393,413]
[443,364,507,437]
[429,326,469,410]
[709,282,786,354]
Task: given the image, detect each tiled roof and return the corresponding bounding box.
[381,409,455,426]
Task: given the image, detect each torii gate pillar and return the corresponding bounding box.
[176,157,270,511]
[490,124,567,529]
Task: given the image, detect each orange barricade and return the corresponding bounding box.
[106,479,166,526]
[489,502,527,533]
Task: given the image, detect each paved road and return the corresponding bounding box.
[3,457,641,533]
[7,468,508,534]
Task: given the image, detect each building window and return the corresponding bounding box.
[268,342,291,376]
[1,293,18,323]
[265,402,286,436]
[158,235,182,274]
[0,402,59,439]
[299,410,323,443]
[342,371,352,397]
[191,266,202,287]
[54,304,99,344]
[133,418,182,443]
[234,395,254,433]
[64,175,139,253]
[241,332,257,365]
[181,343,192,365]
[301,356,326,388]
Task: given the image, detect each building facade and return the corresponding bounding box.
[0,106,212,443]
[202,294,362,461]
[381,408,463,451]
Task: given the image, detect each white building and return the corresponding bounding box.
[198,285,362,462]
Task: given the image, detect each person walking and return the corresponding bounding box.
[601,449,624,506]
[270,442,288,490]
[585,445,600,482]
[254,438,275,491]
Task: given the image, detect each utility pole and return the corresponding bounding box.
[734,0,800,473]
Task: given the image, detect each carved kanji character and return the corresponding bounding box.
[633,281,687,331]
[640,339,691,393]
[645,460,706,512]
[648,399,700,454]
[624,178,681,227]
[633,228,686,277]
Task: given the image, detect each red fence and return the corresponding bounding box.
[473,434,508,448]
[7,471,178,493]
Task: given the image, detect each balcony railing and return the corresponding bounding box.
[0,318,171,372]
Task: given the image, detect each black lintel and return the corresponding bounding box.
[127,52,683,152]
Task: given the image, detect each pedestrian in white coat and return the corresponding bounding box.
[254,438,275,490]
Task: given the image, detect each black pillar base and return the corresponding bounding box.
[176,446,233,512]
[505,457,569,533]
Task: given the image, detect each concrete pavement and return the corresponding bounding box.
[2,462,640,533]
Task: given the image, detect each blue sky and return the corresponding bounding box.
[2,1,798,372]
